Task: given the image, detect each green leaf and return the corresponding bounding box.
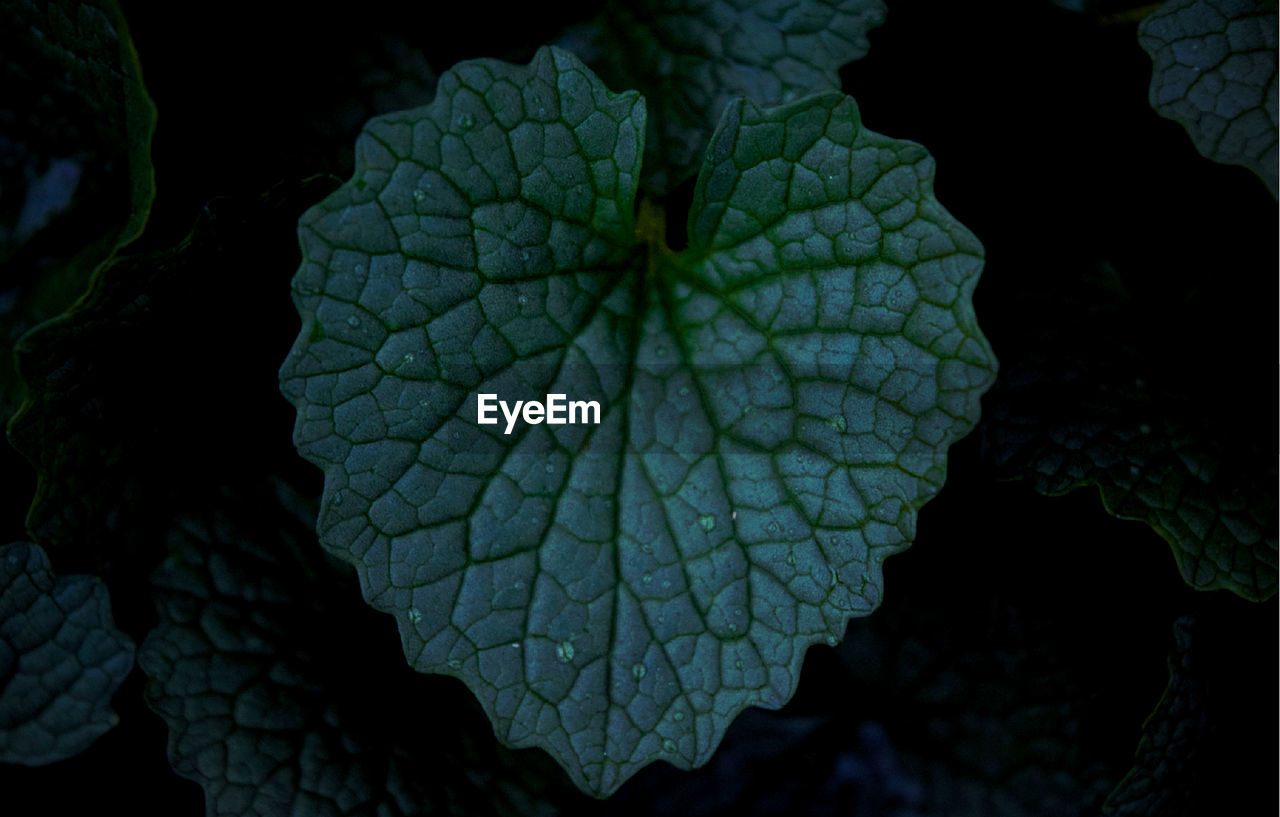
[0,0,156,419]
[279,46,995,796]
[138,481,575,817]
[0,541,134,765]
[1138,0,1279,196]
[1102,618,1207,817]
[559,0,885,193]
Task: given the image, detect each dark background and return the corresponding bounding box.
[3,1,1276,814]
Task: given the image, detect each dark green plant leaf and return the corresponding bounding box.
[6,179,338,573]
[1138,0,1279,196]
[138,481,574,817]
[559,0,885,193]
[0,0,156,419]
[1102,618,1207,817]
[0,541,134,765]
[280,46,994,795]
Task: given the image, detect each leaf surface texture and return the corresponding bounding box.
[560,0,885,192]
[1139,0,1279,195]
[0,542,134,765]
[279,46,995,795]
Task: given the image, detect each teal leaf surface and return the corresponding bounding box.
[0,541,134,765]
[560,0,886,193]
[280,46,995,796]
[1138,0,1279,196]
[139,482,572,817]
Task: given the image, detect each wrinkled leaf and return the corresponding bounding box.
[280,46,994,795]
[6,179,337,573]
[0,541,134,765]
[0,0,155,419]
[1138,0,1279,196]
[560,0,885,193]
[138,481,572,817]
